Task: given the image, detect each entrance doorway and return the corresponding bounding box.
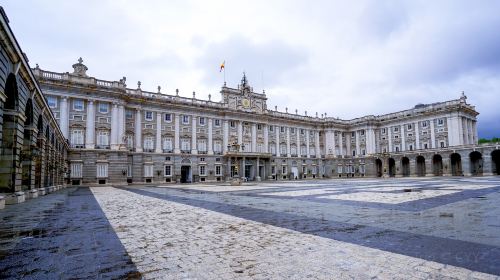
[416,156,426,177]
[245,164,252,180]
[291,167,299,180]
[432,154,443,176]
[450,153,462,176]
[469,151,483,176]
[492,150,500,175]
[401,157,410,177]
[180,166,191,183]
[375,159,383,177]
[388,158,396,177]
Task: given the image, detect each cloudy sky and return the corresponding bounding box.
[3,1,500,138]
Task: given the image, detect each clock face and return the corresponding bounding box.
[242,98,250,108]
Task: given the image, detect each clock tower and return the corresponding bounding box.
[220,73,267,114]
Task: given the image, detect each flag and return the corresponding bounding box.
[220,60,225,72]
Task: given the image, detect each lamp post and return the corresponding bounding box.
[227,141,243,185]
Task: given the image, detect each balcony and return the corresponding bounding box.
[143,148,155,153]
[163,149,173,153]
[214,151,223,155]
[198,150,208,155]
[70,144,85,149]
[181,150,191,154]
[95,145,110,149]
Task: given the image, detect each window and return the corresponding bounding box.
[359,165,365,174]
[351,132,355,137]
[422,121,428,127]
[145,111,153,121]
[183,115,190,124]
[270,145,276,155]
[47,96,57,108]
[382,128,386,134]
[361,130,365,136]
[214,119,221,126]
[73,99,84,111]
[230,121,235,128]
[70,129,84,146]
[70,163,82,178]
[164,113,172,122]
[271,166,276,174]
[280,144,286,155]
[214,140,222,153]
[144,136,154,150]
[215,165,222,176]
[164,165,172,177]
[198,139,207,152]
[352,150,356,156]
[96,163,108,178]
[394,127,399,132]
[127,135,134,149]
[280,127,285,133]
[199,117,205,125]
[395,135,399,139]
[269,126,274,132]
[257,143,265,153]
[409,144,413,151]
[165,156,171,161]
[181,138,190,151]
[312,166,317,174]
[144,165,153,177]
[126,110,133,119]
[97,131,109,146]
[163,137,173,151]
[127,164,132,177]
[98,102,109,114]
[395,146,399,152]
[282,166,287,174]
[309,147,316,156]
[200,157,205,162]
[291,146,297,155]
[301,146,307,156]
[300,129,305,135]
[337,165,343,174]
[199,165,206,176]
[257,124,262,130]
[424,143,428,149]
[408,124,412,130]
[408,133,413,137]
[440,141,445,148]
[290,128,295,134]
[362,149,366,155]
[438,119,444,126]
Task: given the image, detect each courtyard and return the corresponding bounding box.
[1,177,500,279]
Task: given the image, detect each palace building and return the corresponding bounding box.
[0,6,499,197]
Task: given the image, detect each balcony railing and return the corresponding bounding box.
[95,145,110,149]
[181,150,191,154]
[163,149,173,153]
[144,148,154,153]
[70,144,85,149]
[198,150,208,154]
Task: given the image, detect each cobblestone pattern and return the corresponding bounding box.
[92,186,499,279]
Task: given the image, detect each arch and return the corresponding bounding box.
[4,73,19,110]
[450,153,462,176]
[292,160,298,167]
[375,158,383,177]
[181,158,192,165]
[492,150,500,175]
[21,99,35,190]
[469,151,483,176]
[432,154,443,176]
[401,157,410,177]
[416,156,426,177]
[35,115,44,188]
[388,158,396,177]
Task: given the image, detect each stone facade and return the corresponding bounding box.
[0,8,68,201]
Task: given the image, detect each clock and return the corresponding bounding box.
[242,98,250,108]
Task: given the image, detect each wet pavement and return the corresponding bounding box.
[1,177,500,279]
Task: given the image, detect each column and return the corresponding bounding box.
[241,157,246,179]
[256,157,261,181]
[457,117,464,145]
[251,123,257,152]
[174,114,180,153]
[85,100,95,149]
[306,129,310,158]
[275,125,280,156]
[237,121,243,151]
[208,118,213,155]
[315,130,320,157]
[110,104,119,149]
[223,120,229,153]
[338,131,343,156]
[461,117,467,145]
[263,124,269,153]
[296,128,301,156]
[191,115,197,154]
[135,109,142,152]
[60,97,69,139]
[467,119,473,145]
[355,130,360,157]
[227,157,232,178]
[332,130,336,157]
[345,132,351,156]
[155,112,162,153]
[400,125,406,151]
[430,119,436,148]
[447,117,456,146]
[472,120,478,145]
[388,127,393,152]
[118,105,125,144]
[286,127,291,157]
[415,122,420,150]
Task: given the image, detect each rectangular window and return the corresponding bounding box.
[198,139,207,152]
[200,157,205,162]
[282,166,287,174]
[144,165,153,177]
[181,138,190,151]
[98,102,109,114]
[70,129,84,146]
[215,165,222,176]
[164,113,172,122]
[361,130,365,136]
[163,137,173,151]
[270,126,274,132]
[382,128,386,134]
[424,143,428,149]
[214,119,221,126]
[300,129,305,135]
[96,163,108,178]
[351,132,355,137]
[47,96,57,108]
[127,164,132,177]
[70,163,82,178]
[280,127,285,133]
[97,131,109,146]
[214,140,222,153]
[257,124,262,130]
[199,117,205,125]
[73,99,84,111]
[199,165,206,176]
[440,141,445,148]
[126,110,133,119]
[337,166,343,174]
[230,121,235,128]
[144,136,154,150]
[290,128,295,134]
[145,111,153,121]
[271,166,276,175]
[127,135,134,149]
[270,145,276,155]
[182,115,189,124]
[438,119,444,126]
[408,124,412,130]
[164,165,172,177]
[394,127,399,132]
[422,121,428,127]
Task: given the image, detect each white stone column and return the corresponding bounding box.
[345,132,351,156]
[118,105,125,144]
[251,123,257,152]
[275,125,280,156]
[306,129,310,158]
[387,127,393,152]
[331,130,336,157]
[286,127,291,157]
[430,119,436,148]
[60,97,69,139]
[355,130,360,157]
[472,120,478,145]
[467,119,473,145]
[223,120,229,153]
[264,124,269,153]
[338,131,343,156]
[111,104,119,150]
[174,114,180,153]
[400,125,406,151]
[415,122,420,150]
[458,117,464,145]
[155,112,162,153]
[296,127,301,156]
[135,109,142,152]
[85,100,95,149]
[315,130,320,157]
[208,118,213,155]
[238,121,243,151]
[191,115,197,154]
[256,157,260,180]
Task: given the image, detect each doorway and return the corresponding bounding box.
[180,166,191,183]
[291,167,299,180]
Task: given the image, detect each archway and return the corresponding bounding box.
[450,153,462,176]
[401,157,410,177]
[180,158,192,183]
[21,99,34,190]
[432,154,443,176]
[44,125,50,187]
[375,159,382,177]
[388,158,396,177]
[0,73,20,192]
[469,151,483,176]
[492,150,500,175]
[416,156,426,177]
[34,115,44,188]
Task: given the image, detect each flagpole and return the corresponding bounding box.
[224,62,226,85]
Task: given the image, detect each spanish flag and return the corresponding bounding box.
[220,60,225,72]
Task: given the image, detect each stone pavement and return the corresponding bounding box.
[1,177,500,279]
